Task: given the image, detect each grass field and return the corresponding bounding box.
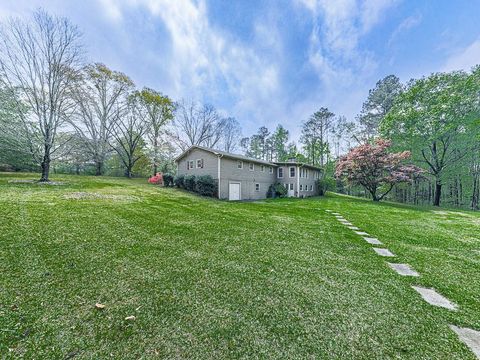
[1,173,479,359]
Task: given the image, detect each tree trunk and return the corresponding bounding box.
[39,149,51,182]
[472,174,479,210]
[153,163,158,176]
[125,167,133,178]
[95,161,103,176]
[433,179,442,206]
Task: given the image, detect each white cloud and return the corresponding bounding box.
[388,13,422,46]
[296,0,398,87]
[442,37,480,72]
[96,0,285,133]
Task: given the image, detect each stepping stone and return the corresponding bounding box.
[450,325,480,358]
[372,248,395,257]
[364,237,382,245]
[325,210,332,212]
[332,212,340,216]
[387,263,419,276]
[348,226,360,230]
[341,222,353,226]
[411,286,457,310]
[354,231,369,236]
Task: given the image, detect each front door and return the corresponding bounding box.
[287,183,294,197]
[229,182,241,201]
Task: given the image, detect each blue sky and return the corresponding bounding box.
[1,0,480,140]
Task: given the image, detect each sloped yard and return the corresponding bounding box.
[0,173,479,358]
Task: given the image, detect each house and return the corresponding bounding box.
[175,145,322,201]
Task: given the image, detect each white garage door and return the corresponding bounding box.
[229,182,241,201]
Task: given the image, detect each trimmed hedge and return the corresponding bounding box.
[267,183,287,198]
[195,175,217,197]
[163,173,175,187]
[173,173,217,198]
[184,175,196,191]
[174,174,185,188]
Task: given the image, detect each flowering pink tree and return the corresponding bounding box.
[148,172,163,185]
[335,139,423,201]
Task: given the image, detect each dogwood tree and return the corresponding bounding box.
[335,139,423,201]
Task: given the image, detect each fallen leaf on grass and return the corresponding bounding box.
[95,303,106,310]
[125,315,136,321]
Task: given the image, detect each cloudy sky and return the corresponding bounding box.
[1,0,480,140]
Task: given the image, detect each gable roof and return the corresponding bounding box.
[175,145,278,166]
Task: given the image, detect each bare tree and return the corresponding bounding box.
[71,63,133,175]
[110,96,149,178]
[0,10,83,181]
[220,117,241,152]
[134,88,175,175]
[171,100,225,151]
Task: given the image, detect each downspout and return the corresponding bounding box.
[217,154,223,199]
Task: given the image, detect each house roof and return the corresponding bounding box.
[273,162,323,171]
[174,145,278,166]
[175,145,323,171]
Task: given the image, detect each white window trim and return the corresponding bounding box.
[237,160,243,169]
[249,163,255,171]
[196,159,203,168]
[300,184,303,191]
[255,183,260,191]
[260,165,264,172]
[188,160,194,170]
[269,167,273,174]
[278,167,283,178]
[289,167,295,178]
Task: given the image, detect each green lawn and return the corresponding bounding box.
[1,173,479,359]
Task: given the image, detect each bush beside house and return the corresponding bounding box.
[267,183,287,198]
[174,174,217,198]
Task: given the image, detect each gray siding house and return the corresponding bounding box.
[175,146,322,201]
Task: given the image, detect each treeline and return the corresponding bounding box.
[240,70,480,210]
[0,11,243,180]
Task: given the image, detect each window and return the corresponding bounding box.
[278,167,284,178]
[187,160,194,170]
[289,167,295,178]
[310,185,313,191]
[300,184,303,191]
[289,183,294,190]
[255,183,260,191]
[249,163,254,171]
[196,159,203,169]
[237,161,243,169]
[306,170,309,179]
[269,167,273,174]
[260,165,265,172]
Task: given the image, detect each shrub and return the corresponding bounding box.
[267,182,287,198]
[148,172,163,185]
[163,173,174,187]
[195,175,217,197]
[174,174,185,188]
[184,175,196,191]
[317,177,335,196]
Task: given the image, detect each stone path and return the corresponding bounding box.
[325,209,478,358]
[373,247,395,257]
[387,263,419,276]
[411,286,457,310]
[450,325,480,358]
[364,236,382,245]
